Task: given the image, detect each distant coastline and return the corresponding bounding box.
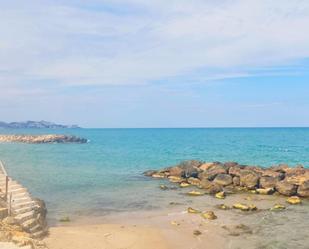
[0,120,80,129]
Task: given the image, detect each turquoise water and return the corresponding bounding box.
[0,128,309,221]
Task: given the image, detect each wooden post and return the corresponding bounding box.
[9,193,12,216]
[5,175,8,201]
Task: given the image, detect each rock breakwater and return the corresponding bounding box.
[144,160,309,197]
[0,134,87,144]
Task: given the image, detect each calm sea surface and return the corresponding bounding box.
[0,128,308,221]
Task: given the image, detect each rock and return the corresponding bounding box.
[224,162,238,168]
[178,160,202,178]
[168,166,184,177]
[187,207,201,214]
[170,221,180,226]
[215,191,226,199]
[259,176,279,189]
[222,224,252,236]
[205,184,223,194]
[233,203,257,211]
[270,204,286,211]
[180,182,190,188]
[229,165,245,176]
[233,176,240,186]
[275,181,297,196]
[286,196,302,205]
[199,178,212,189]
[201,211,217,220]
[199,162,215,171]
[213,174,233,186]
[285,170,309,186]
[198,164,227,181]
[187,191,204,196]
[168,176,184,183]
[240,170,260,189]
[187,177,201,186]
[256,188,274,195]
[143,170,157,177]
[297,180,309,197]
[160,185,168,190]
[262,170,284,179]
[193,230,202,236]
[152,173,165,179]
[2,217,18,226]
[59,216,70,222]
[216,204,230,210]
[270,164,289,172]
[0,134,87,144]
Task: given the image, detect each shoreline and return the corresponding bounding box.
[43,191,309,249]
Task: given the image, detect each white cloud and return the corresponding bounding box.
[1,0,309,90]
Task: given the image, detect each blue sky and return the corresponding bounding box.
[1,0,309,127]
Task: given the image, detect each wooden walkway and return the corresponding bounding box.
[0,161,46,239]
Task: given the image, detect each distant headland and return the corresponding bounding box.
[0,120,80,129]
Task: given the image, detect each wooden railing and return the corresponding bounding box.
[0,160,12,215]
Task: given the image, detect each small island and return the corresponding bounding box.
[0,134,88,144]
[0,120,80,129]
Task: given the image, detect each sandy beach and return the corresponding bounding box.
[44,224,170,249]
[43,191,309,249]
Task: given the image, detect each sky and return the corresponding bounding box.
[0,0,309,128]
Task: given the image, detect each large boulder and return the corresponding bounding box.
[199,178,213,189]
[233,176,240,186]
[259,176,279,189]
[262,170,284,180]
[168,166,184,177]
[198,163,227,181]
[297,180,309,197]
[178,160,202,178]
[285,169,309,185]
[270,164,289,172]
[275,180,297,196]
[229,165,246,177]
[213,174,233,186]
[204,183,223,194]
[239,170,260,189]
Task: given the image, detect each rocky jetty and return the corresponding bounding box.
[144,160,309,197]
[0,134,87,144]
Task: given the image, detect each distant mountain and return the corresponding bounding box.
[0,121,80,129]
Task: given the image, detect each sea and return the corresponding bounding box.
[0,128,308,222]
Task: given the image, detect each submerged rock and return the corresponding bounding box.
[180,182,190,188]
[215,191,226,199]
[193,230,202,236]
[233,203,257,211]
[187,191,204,196]
[270,204,286,211]
[256,188,274,195]
[201,211,217,220]
[187,177,201,186]
[286,196,302,205]
[187,207,201,214]
[216,204,230,210]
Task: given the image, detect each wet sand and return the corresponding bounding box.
[43,192,309,249]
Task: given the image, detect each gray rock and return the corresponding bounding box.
[213,174,233,186]
[275,180,297,196]
[240,170,259,189]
